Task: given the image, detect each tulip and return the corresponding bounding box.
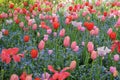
[63,36,70,47]
[38,40,45,50]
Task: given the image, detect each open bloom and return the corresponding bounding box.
[0,48,24,64]
[111,40,120,53]
[110,66,118,77]
[20,72,32,80]
[48,65,70,80]
[97,46,111,56]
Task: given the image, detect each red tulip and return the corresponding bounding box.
[109,32,116,40]
[24,35,30,42]
[30,49,38,58]
[52,21,60,29]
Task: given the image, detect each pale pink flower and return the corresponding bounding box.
[65,18,71,24]
[47,29,52,34]
[87,42,94,53]
[82,41,85,46]
[80,27,85,32]
[48,50,53,55]
[28,20,32,26]
[77,26,81,30]
[32,24,37,30]
[19,22,24,28]
[32,10,37,16]
[114,54,119,61]
[10,74,19,80]
[42,72,50,80]
[73,46,79,52]
[115,18,120,28]
[38,40,45,50]
[101,16,106,21]
[39,14,45,20]
[25,16,30,21]
[59,28,65,37]
[107,28,113,35]
[53,32,57,37]
[44,35,48,41]
[1,29,5,33]
[94,28,99,35]
[95,1,101,6]
[82,11,88,17]
[110,66,116,73]
[63,36,70,47]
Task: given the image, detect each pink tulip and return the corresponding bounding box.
[94,28,99,35]
[59,28,65,37]
[71,41,77,49]
[107,28,113,35]
[80,27,85,32]
[48,50,53,55]
[32,10,37,16]
[39,14,45,20]
[101,16,106,21]
[87,42,94,53]
[19,22,24,28]
[77,26,81,30]
[115,18,120,28]
[114,54,119,62]
[53,32,57,37]
[82,11,88,17]
[110,66,116,73]
[10,74,19,80]
[44,35,48,41]
[25,16,30,21]
[69,60,76,70]
[90,30,95,35]
[73,46,79,52]
[91,51,97,60]
[47,29,52,34]
[65,18,70,24]
[32,24,37,30]
[38,40,45,50]
[82,41,85,46]
[63,36,70,47]
[28,20,32,26]
[95,1,101,6]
